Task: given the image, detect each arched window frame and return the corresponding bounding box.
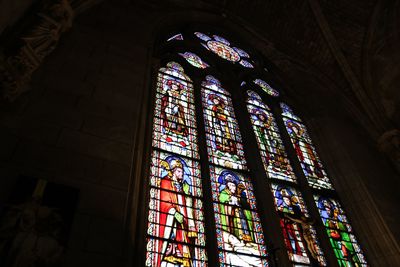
[132,26,370,267]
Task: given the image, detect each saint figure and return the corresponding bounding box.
[253,109,291,174]
[158,158,197,267]
[322,199,361,267]
[161,79,189,147]
[208,94,237,155]
[277,188,322,266]
[219,173,253,242]
[286,120,324,178]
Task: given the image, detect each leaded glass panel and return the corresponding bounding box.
[246,91,296,182]
[253,79,279,97]
[152,63,199,158]
[179,52,210,69]
[146,150,207,266]
[239,59,254,68]
[167,33,183,41]
[281,103,333,189]
[210,166,269,266]
[314,196,368,267]
[271,184,326,266]
[201,76,247,170]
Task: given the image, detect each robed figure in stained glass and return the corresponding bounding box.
[208,93,237,156]
[161,79,189,148]
[219,173,253,242]
[286,120,324,179]
[251,108,291,175]
[216,171,265,266]
[275,187,322,265]
[158,156,197,266]
[319,198,361,267]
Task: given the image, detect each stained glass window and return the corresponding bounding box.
[246,90,296,182]
[271,183,326,266]
[146,62,207,266]
[210,166,269,266]
[213,34,231,45]
[167,33,183,41]
[281,103,333,190]
[195,32,253,69]
[146,30,370,267]
[194,31,212,42]
[233,47,250,58]
[146,151,207,266]
[153,62,199,158]
[315,195,368,267]
[207,41,240,62]
[239,59,254,68]
[254,79,279,97]
[179,52,210,69]
[201,75,247,170]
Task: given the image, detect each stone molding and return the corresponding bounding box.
[0,0,102,102]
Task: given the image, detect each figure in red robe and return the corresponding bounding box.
[158,159,197,267]
[287,120,324,178]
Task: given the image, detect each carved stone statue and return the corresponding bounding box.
[0,197,64,267]
[0,0,74,101]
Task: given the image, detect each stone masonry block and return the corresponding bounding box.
[57,129,132,166]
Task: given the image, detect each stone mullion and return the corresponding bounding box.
[271,103,340,267]
[192,77,219,266]
[231,84,292,267]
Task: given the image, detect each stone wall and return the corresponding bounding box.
[0,1,150,265]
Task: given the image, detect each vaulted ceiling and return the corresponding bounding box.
[1,0,399,137]
[144,0,399,140]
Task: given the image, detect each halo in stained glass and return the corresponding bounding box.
[212,34,231,45]
[167,33,183,42]
[254,79,280,97]
[233,47,250,58]
[194,32,212,42]
[239,59,254,68]
[179,52,210,69]
[207,41,240,62]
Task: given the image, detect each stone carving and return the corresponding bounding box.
[0,0,74,101]
[0,179,65,267]
[0,198,64,267]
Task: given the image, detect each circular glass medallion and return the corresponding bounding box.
[207,41,240,62]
